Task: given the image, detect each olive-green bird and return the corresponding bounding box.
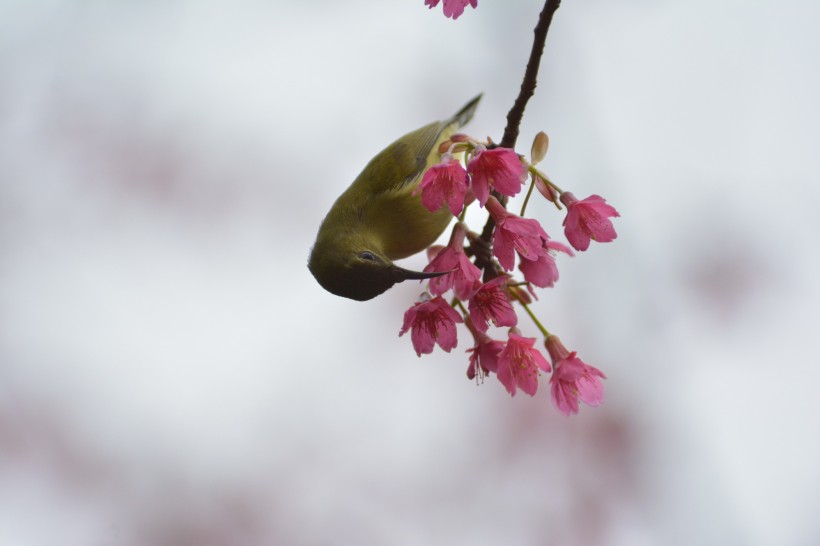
[309,95,482,301]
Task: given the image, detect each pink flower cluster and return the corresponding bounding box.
[400,292,605,413]
[400,132,618,416]
[424,0,477,20]
[414,146,527,217]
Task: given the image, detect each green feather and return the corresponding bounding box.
[308,95,482,300]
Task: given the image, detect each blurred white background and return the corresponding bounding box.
[2,1,819,545]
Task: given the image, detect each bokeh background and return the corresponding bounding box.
[2,1,819,544]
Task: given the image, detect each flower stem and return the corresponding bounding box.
[453,297,485,341]
[528,165,564,194]
[511,291,551,338]
[519,171,537,217]
[453,297,468,317]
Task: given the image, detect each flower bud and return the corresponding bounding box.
[438,140,453,154]
[534,173,560,206]
[530,131,549,165]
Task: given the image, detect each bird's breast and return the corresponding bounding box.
[365,190,453,261]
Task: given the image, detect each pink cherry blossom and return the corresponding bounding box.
[486,196,550,271]
[560,192,620,251]
[518,239,573,288]
[424,0,477,20]
[545,335,606,415]
[425,244,445,261]
[496,330,551,396]
[399,295,464,356]
[415,154,470,216]
[468,276,517,333]
[467,147,527,207]
[466,332,504,381]
[425,223,481,300]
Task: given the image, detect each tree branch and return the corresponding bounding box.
[500,0,561,149]
[473,0,562,278]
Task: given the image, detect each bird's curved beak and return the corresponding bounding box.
[391,265,450,283]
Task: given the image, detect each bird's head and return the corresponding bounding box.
[308,239,447,302]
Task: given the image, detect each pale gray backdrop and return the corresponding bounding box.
[1,1,818,545]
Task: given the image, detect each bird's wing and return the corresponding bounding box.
[359,95,483,196]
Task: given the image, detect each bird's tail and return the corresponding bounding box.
[449,94,482,128]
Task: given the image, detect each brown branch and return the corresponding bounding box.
[500,0,562,149]
[472,0,562,276]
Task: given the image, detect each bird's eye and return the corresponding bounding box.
[359,251,377,262]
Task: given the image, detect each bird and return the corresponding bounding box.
[308,95,482,301]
